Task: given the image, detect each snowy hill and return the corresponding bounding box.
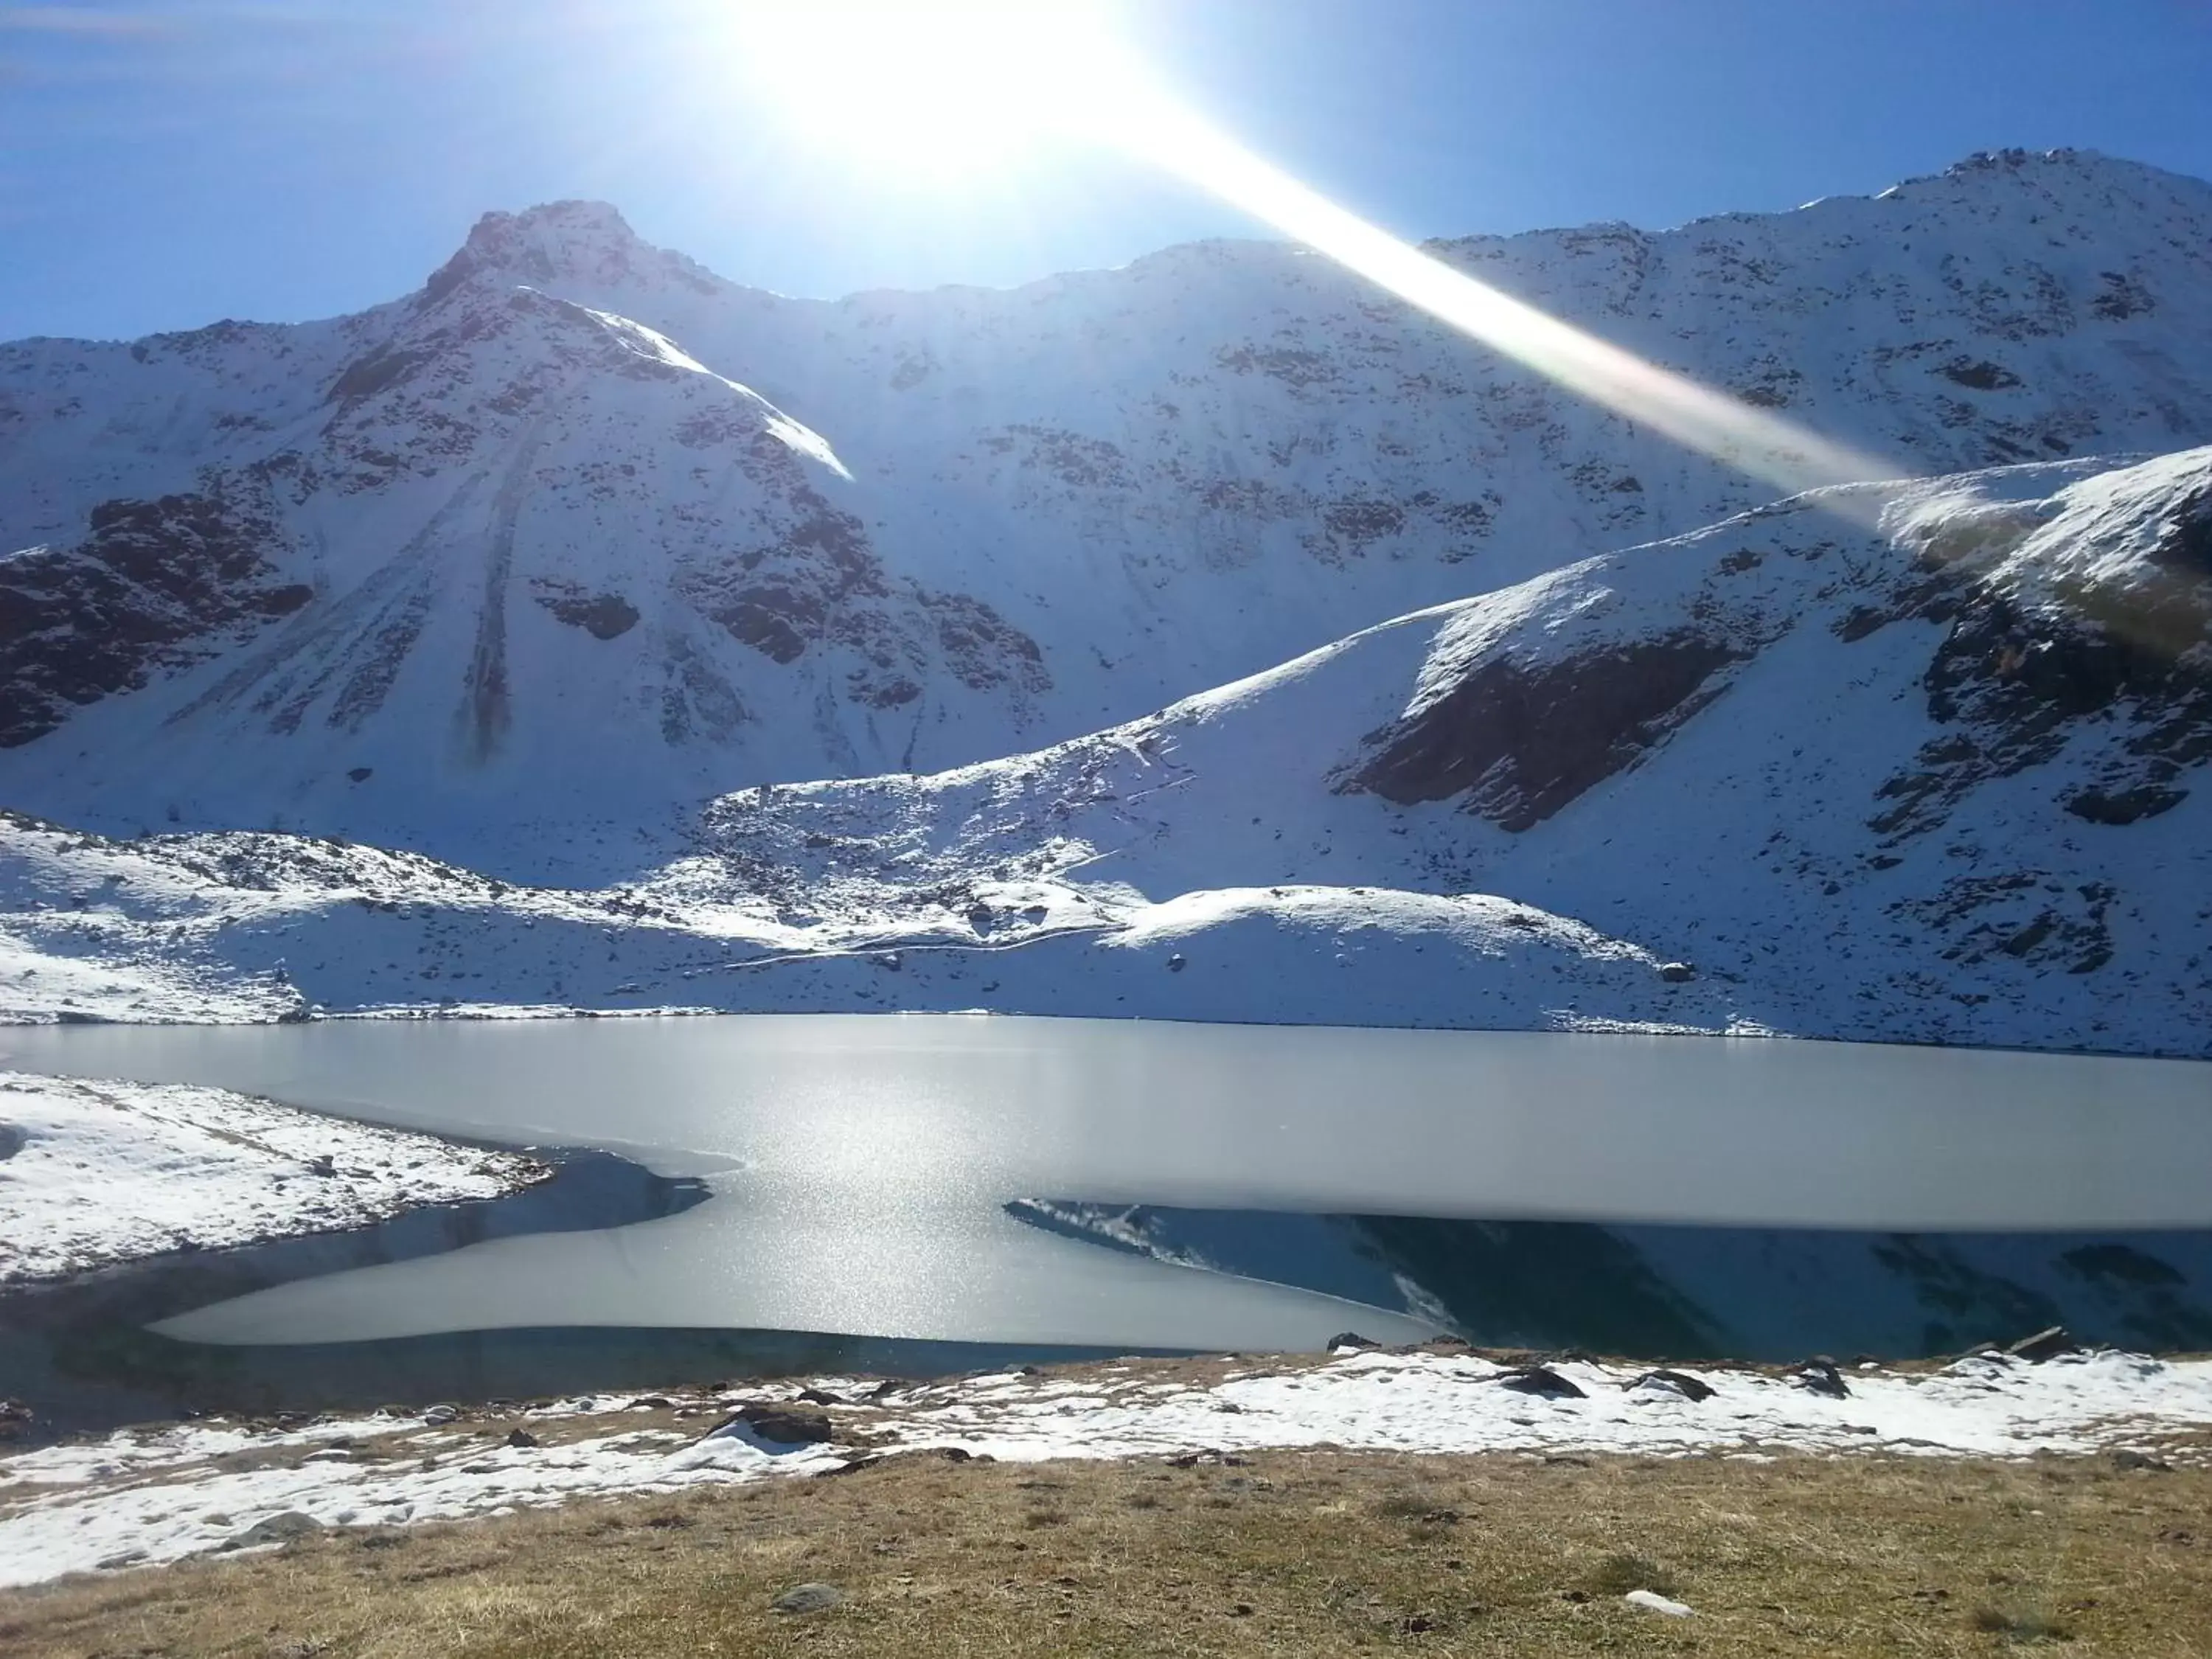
[671,446,2212,1054]
[4,149,2212,874]
[1,446,2205,1055]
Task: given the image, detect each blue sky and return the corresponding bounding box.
[4,0,2210,341]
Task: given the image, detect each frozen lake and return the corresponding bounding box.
[5,1016,2210,1366]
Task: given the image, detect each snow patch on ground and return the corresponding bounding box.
[3,1346,2208,1588]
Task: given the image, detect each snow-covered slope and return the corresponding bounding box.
[5,150,2212,872]
[686,447,2212,1053]
[0,276,1046,880]
[1,448,2205,1054]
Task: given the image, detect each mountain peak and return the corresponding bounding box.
[421,201,720,306]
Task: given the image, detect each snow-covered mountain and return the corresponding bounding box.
[5,147,2212,876]
[4,445,2205,1056]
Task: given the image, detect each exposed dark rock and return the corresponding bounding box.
[2091,271,2156,321]
[1792,1359,1850,1398]
[727,1402,835,1444]
[0,1398,31,1441]
[0,484,310,747]
[2007,1325,2078,1362]
[327,346,429,406]
[0,1123,24,1161]
[1346,636,1740,830]
[505,1427,539,1448]
[1656,961,1697,983]
[1327,1332,1379,1351]
[418,201,720,310]
[532,582,640,640]
[1495,1365,1586,1399]
[1868,489,2212,841]
[673,485,1046,702]
[1628,1368,1716,1402]
[346,766,374,784]
[2110,1449,2174,1472]
[1938,357,2023,391]
[2064,783,2186,824]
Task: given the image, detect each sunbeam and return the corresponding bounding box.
[728,0,1907,510]
[1116,97,1905,507]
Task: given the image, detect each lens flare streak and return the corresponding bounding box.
[1118,98,1902,504]
[727,1,1903,507]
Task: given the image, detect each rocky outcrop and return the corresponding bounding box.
[0,483,309,746]
[6,151,2212,874]
[1869,480,2212,842]
[1347,636,1740,829]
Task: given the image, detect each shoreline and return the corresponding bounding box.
[4,1339,2210,1594]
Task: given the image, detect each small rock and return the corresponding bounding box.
[771,1582,846,1615]
[2110,1449,2174,1473]
[2008,1326,2077,1363]
[305,1154,335,1178]
[224,1512,322,1551]
[796,1387,846,1407]
[1792,1360,1850,1399]
[723,1402,834,1445]
[0,1398,32,1441]
[1327,1332,1379,1351]
[1497,1365,1586,1399]
[627,1396,675,1411]
[1627,1368,1716,1402]
[1625,1589,1694,1617]
[422,1402,462,1425]
[505,1427,539,1449]
[1166,953,1187,973]
[1656,961,1697,983]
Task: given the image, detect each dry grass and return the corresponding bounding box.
[4,1447,2208,1656]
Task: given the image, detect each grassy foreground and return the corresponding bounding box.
[4,1444,2209,1657]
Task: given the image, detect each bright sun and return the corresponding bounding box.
[722,0,1898,507]
[727,0,1140,181]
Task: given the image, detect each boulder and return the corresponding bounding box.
[2007,1326,2077,1362]
[771,1583,846,1615]
[1627,1368,1715,1402]
[728,1402,834,1445]
[224,1511,322,1551]
[1791,1360,1850,1399]
[1495,1365,1586,1399]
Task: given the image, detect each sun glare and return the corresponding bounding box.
[732,0,1900,506]
[727,0,1130,181]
